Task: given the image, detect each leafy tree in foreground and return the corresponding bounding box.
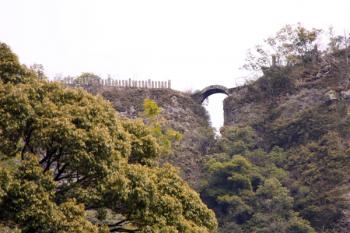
[0,42,217,233]
[0,155,99,233]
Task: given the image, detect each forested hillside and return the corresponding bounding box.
[202,25,350,233]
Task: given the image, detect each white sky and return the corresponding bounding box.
[1,0,350,131]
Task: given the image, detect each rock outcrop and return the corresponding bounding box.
[95,87,216,189]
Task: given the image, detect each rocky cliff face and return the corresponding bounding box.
[224,54,350,147]
[223,52,350,231]
[92,87,216,189]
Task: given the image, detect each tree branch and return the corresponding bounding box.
[20,127,33,159]
[107,219,130,227]
[109,227,139,233]
[105,219,139,233]
[54,163,69,181]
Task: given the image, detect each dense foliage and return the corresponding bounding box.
[0,42,217,233]
[201,125,315,233]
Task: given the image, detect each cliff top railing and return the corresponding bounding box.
[56,77,172,89]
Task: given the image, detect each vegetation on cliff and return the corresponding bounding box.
[204,24,350,233]
[201,125,315,233]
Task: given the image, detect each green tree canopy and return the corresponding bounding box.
[0,42,217,233]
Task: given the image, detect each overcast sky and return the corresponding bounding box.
[1,0,350,131]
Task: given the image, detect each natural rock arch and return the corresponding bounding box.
[192,85,229,104]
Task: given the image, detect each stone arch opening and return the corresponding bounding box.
[192,85,230,134]
[194,85,229,104]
